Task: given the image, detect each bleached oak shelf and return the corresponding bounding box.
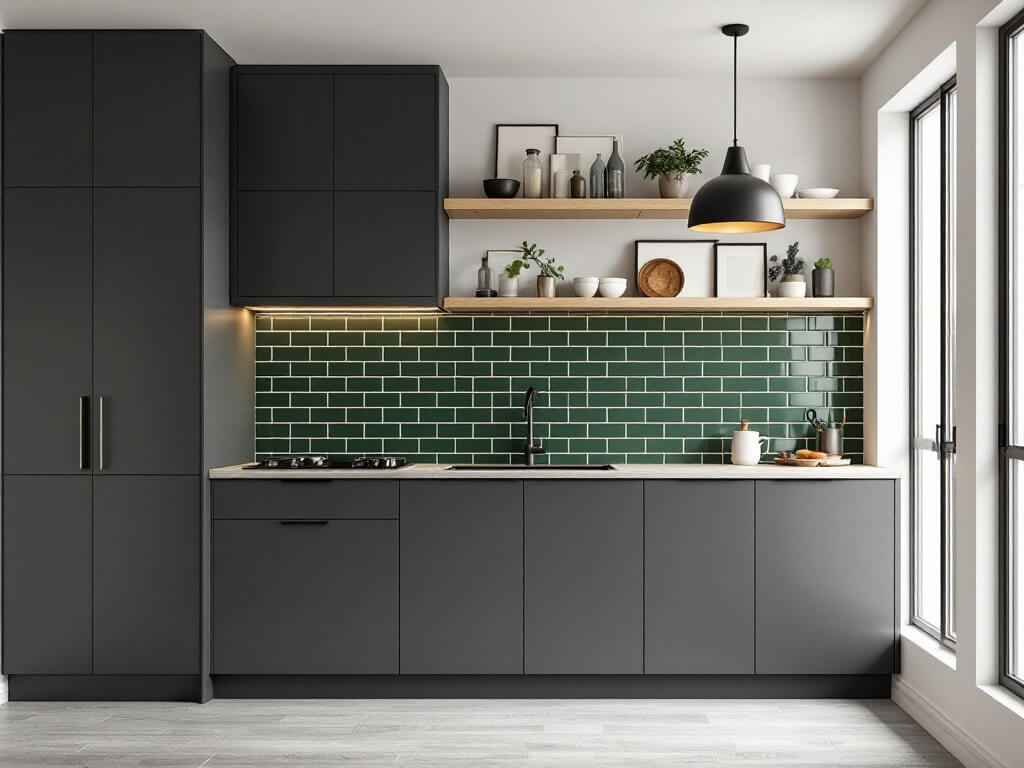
[443,197,874,220]
[442,297,874,313]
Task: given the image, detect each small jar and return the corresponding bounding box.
[570,170,586,198]
[522,149,543,198]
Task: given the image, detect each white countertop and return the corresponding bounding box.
[209,463,901,480]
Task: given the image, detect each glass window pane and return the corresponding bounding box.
[1014,33,1024,447]
[945,87,958,641]
[1012,463,1024,679]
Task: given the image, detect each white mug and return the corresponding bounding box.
[731,429,769,466]
[751,163,771,182]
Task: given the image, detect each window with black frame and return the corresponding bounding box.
[1001,9,1024,698]
[910,77,957,647]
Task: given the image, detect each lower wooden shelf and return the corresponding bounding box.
[442,297,873,313]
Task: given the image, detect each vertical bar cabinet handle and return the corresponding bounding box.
[99,396,105,471]
[79,395,89,470]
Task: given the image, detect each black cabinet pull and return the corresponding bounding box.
[278,519,329,526]
[98,395,106,471]
[79,395,90,470]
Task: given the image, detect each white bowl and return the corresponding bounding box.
[574,281,599,297]
[797,187,839,199]
[598,277,627,284]
[598,280,627,298]
[769,173,799,199]
[573,276,600,283]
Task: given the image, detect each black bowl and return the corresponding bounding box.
[483,178,521,198]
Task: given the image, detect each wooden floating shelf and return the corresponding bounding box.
[442,297,874,314]
[443,197,873,220]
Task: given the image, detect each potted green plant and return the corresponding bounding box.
[633,138,710,198]
[518,241,564,297]
[768,242,806,298]
[812,257,834,297]
[499,257,529,297]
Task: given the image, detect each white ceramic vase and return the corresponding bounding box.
[498,275,519,297]
[778,276,807,298]
[658,172,692,198]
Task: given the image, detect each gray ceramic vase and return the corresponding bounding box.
[812,268,835,297]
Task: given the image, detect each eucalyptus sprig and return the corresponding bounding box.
[633,138,710,181]
[518,241,565,281]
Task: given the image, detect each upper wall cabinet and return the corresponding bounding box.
[231,65,449,308]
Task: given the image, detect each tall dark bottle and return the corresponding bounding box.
[605,139,625,198]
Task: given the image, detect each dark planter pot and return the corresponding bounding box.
[812,268,835,297]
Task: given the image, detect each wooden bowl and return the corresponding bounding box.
[637,259,684,297]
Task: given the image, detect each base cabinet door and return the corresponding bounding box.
[644,481,755,673]
[400,480,523,674]
[524,480,643,674]
[3,476,92,674]
[93,476,200,674]
[213,519,398,673]
[755,480,896,674]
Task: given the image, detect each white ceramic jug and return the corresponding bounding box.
[731,419,769,466]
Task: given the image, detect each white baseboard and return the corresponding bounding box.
[892,677,1007,768]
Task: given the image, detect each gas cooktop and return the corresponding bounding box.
[244,455,410,470]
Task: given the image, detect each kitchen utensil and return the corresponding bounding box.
[483,178,520,198]
[731,419,769,466]
[637,258,684,297]
[797,187,839,199]
[805,408,826,431]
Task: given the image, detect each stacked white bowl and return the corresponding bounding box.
[598,277,628,298]
[573,276,600,297]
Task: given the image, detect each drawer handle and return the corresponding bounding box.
[278,519,330,526]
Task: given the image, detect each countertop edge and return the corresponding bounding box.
[209,463,902,480]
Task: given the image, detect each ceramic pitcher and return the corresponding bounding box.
[731,419,769,466]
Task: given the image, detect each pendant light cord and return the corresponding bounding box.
[732,33,738,147]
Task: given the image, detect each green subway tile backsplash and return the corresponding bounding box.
[253,313,865,465]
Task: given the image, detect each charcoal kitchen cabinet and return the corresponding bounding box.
[212,519,399,674]
[644,481,755,674]
[524,480,644,674]
[231,65,449,307]
[755,480,897,674]
[399,481,524,674]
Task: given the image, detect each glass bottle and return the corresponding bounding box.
[606,139,625,198]
[522,148,543,198]
[589,153,606,199]
[570,170,586,198]
[476,253,495,297]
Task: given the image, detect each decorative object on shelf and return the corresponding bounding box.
[606,139,625,198]
[589,153,606,199]
[635,240,717,298]
[490,250,527,297]
[496,124,558,197]
[731,419,769,466]
[553,168,571,199]
[522,149,543,198]
[637,258,685,297]
[769,173,799,199]
[633,138,710,199]
[715,243,768,298]
[518,241,564,297]
[570,170,587,198]
[556,135,620,197]
[573,276,600,297]
[769,241,806,298]
[598,277,628,298]
[549,152,580,197]
[688,24,785,234]
[476,253,497,297]
[797,187,840,199]
[751,163,771,182]
[812,257,835,297]
[482,178,520,198]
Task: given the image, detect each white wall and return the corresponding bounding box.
[448,76,862,296]
[861,1,1024,766]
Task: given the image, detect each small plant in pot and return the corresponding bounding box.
[633,138,710,198]
[769,242,806,298]
[499,258,529,297]
[518,241,564,297]
[812,257,835,297]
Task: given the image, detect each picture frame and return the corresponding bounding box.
[634,240,718,298]
[495,124,559,197]
[555,135,622,197]
[715,243,768,298]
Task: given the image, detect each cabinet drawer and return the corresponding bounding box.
[212,479,398,519]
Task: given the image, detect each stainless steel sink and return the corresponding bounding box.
[447,464,615,470]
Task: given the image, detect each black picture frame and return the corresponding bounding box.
[494,123,559,178]
[634,239,719,297]
[714,243,768,298]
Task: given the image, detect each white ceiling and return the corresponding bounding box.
[0,0,927,78]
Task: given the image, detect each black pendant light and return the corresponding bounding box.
[688,24,785,233]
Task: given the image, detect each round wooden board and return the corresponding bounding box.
[638,259,684,297]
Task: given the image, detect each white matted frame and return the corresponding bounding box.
[715,243,768,297]
[495,124,558,196]
[634,240,718,298]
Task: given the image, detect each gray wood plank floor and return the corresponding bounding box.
[0,698,961,767]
